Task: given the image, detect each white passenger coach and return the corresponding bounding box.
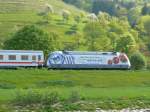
[47,51,131,69]
[0,50,44,68]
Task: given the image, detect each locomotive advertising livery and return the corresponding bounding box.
[47,51,131,69]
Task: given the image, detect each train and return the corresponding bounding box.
[0,50,131,69]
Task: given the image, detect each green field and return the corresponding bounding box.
[0,69,150,111]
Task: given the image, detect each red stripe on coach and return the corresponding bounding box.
[0,62,44,64]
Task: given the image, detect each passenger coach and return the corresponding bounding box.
[47,51,131,69]
[0,50,44,68]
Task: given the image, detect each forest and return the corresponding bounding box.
[62,0,150,54]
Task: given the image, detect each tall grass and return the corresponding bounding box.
[11,89,150,111]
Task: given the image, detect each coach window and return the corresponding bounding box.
[32,55,36,61]
[9,55,16,60]
[38,55,41,61]
[0,55,3,60]
[21,55,28,61]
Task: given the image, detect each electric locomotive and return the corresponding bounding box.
[47,51,131,69]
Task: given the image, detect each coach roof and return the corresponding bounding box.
[0,50,43,53]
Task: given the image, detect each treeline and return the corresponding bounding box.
[62,0,150,26]
[62,0,150,14]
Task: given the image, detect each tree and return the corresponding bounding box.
[92,0,116,15]
[121,1,136,9]
[127,7,141,27]
[45,4,54,14]
[40,4,54,23]
[87,13,98,22]
[108,18,130,50]
[143,16,150,36]
[72,32,85,50]
[116,33,136,54]
[3,25,60,55]
[62,10,71,22]
[74,15,81,24]
[130,52,147,70]
[84,22,111,51]
[108,32,118,50]
[142,3,150,15]
[97,12,110,27]
[137,15,150,39]
[37,4,54,23]
[62,0,92,12]
[115,7,128,17]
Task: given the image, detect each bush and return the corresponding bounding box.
[13,90,60,106]
[14,90,42,105]
[130,52,147,70]
[147,63,150,70]
[62,10,70,21]
[42,92,60,105]
[68,91,80,103]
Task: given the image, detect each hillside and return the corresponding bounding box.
[1,0,150,65]
[0,0,85,48]
[0,0,83,13]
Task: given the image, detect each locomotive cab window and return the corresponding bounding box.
[0,55,3,60]
[32,55,36,61]
[8,55,16,60]
[21,55,28,60]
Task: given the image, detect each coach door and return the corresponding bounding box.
[0,55,4,66]
[32,55,37,65]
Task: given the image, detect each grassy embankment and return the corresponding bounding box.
[0,69,150,111]
[0,0,86,48]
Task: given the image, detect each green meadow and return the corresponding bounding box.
[0,69,150,111]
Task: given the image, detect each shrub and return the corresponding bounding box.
[45,4,54,14]
[13,90,42,105]
[130,52,147,70]
[42,92,60,105]
[13,90,60,106]
[147,63,150,70]
[62,10,70,21]
[68,91,80,103]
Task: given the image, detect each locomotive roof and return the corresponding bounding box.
[58,51,119,55]
[0,50,43,53]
